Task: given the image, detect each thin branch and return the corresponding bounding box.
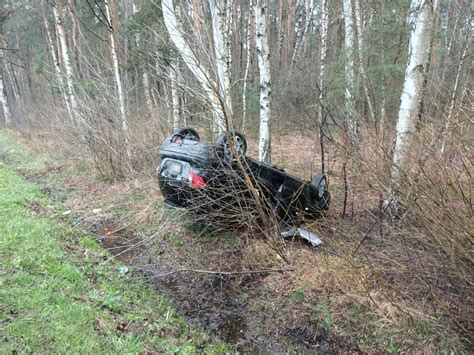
[352,220,379,256]
[144,267,296,279]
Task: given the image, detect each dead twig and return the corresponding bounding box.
[145,267,296,279]
[352,220,379,256]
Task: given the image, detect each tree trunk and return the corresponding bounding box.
[4,62,18,102]
[132,2,153,112]
[290,0,305,68]
[387,0,434,213]
[354,0,375,123]
[169,60,180,129]
[277,0,284,67]
[209,0,232,116]
[342,0,358,146]
[442,3,460,82]
[162,0,225,134]
[104,0,128,137]
[283,0,294,70]
[301,0,315,59]
[43,10,73,121]
[318,0,328,173]
[242,0,254,133]
[53,0,79,124]
[0,70,11,125]
[68,0,82,78]
[255,0,271,164]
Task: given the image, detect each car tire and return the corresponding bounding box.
[311,173,330,210]
[171,127,200,142]
[216,131,247,162]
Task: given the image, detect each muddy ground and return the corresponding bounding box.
[3,128,470,353]
[17,163,360,353]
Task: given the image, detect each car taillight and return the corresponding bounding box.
[189,172,206,189]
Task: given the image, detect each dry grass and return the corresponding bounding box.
[5,98,472,351]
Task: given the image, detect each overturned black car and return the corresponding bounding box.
[157,128,330,225]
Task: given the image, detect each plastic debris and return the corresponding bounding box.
[281,227,322,247]
[117,266,129,274]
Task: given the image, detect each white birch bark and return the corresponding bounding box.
[43,12,72,121]
[142,70,152,110]
[290,0,305,68]
[301,0,315,57]
[5,65,17,101]
[0,33,17,115]
[104,0,128,134]
[318,0,328,115]
[255,0,271,163]
[318,0,328,151]
[0,71,11,125]
[342,0,358,146]
[354,0,375,123]
[242,0,253,133]
[224,0,233,100]
[162,0,225,133]
[1,35,18,103]
[291,0,313,67]
[53,0,79,124]
[387,0,434,211]
[169,60,180,129]
[209,0,233,116]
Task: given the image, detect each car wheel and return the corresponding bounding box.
[311,173,330,210]
[170,127,200,142]
[216,131,247,162]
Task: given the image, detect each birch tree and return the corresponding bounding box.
[342,0,358,146]
[318,0,328,172]
[290,0,305,68]
[42,11,72,121]
[255,0,271,163]
[104,0,128,136]
[0,65,11,125]
[67,0,82,77]
[242,0,253,132]
[0,23,11,124]
[291,0,313,68]
[162,0,225,134]
[169,60,180,129]
[209,0,232,115]
[387,0,434,213]
[53,0,79,124]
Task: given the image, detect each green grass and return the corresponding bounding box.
[0,130,45,171]
[0,160,227,353]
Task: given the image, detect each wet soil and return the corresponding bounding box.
[10,162,359,352]
[92,221,358,353]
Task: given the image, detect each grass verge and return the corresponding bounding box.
[0,156,226,352]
